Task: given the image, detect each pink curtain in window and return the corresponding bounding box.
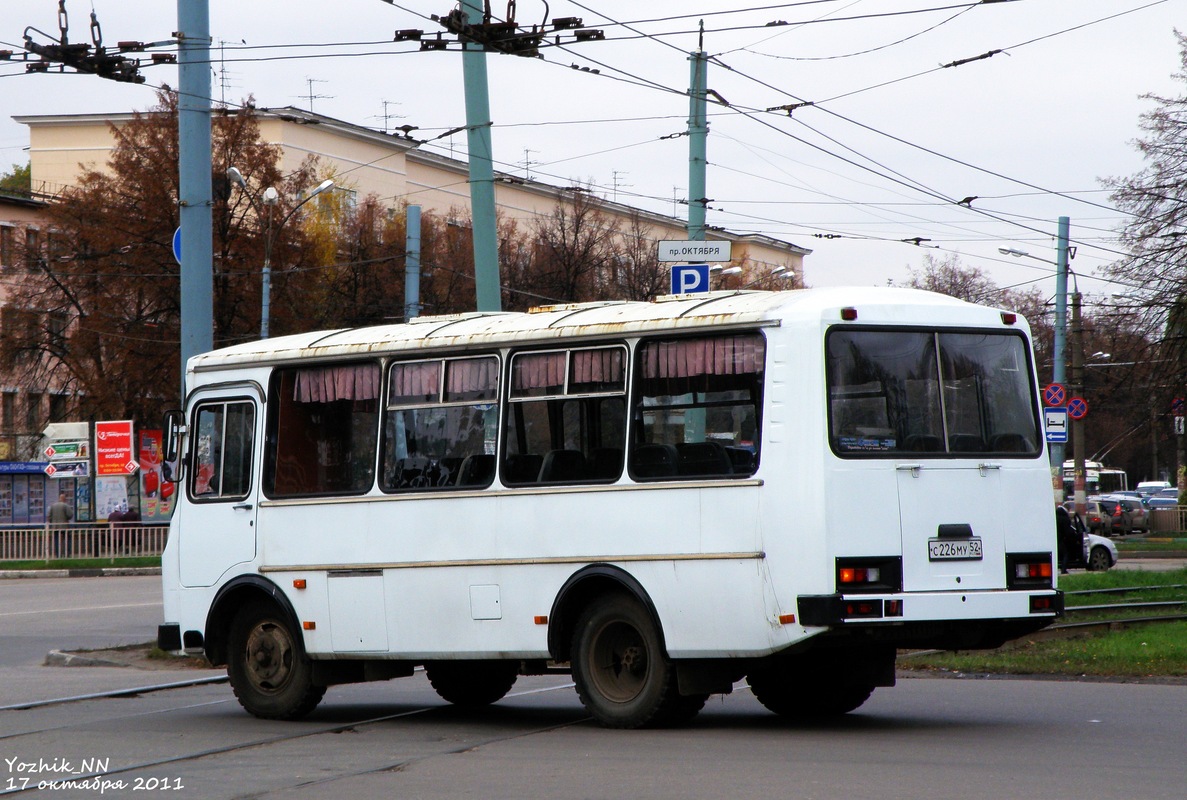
[642,336,764,379]
[446,357,498,399]
[513,352,565,391]
[390,362,440,400]
[571,348,623,385]
[294,364,381,403]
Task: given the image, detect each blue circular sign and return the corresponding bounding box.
[172,226,182,265]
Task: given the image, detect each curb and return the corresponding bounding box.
[44,649,130,669]
[0,566,161,580]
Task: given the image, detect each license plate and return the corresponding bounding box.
[928,537,983,561]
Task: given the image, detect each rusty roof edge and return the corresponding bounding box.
[190,312,781,372]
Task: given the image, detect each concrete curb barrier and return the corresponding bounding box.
[44,649,130,669]
[0,566,161,580]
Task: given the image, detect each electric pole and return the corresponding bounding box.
[1071,289,1086,515]
[687,25,708,241]
[396,7,604,312]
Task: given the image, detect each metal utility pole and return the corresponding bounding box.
[458,0,501,312]
[1070,289,1086,515]
[687,28,708,242]
[1050,216,1071,491]
[176,0,214,397]
[418,7,602,311]
[405,205,422,320]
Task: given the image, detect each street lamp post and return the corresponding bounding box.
[227,167,334,339]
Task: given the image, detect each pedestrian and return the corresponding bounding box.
[106,506,125,557]
[1055,504,1081,573]
[48,492,73,558]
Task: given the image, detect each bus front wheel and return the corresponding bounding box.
[425,660,519,706]
[227,600,325,720]
[570,594,701,728]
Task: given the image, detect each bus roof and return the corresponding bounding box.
[189,286,1024,372]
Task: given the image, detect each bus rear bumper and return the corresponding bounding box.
[796,590,1063,650]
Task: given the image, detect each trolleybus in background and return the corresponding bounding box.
[158,287,1061,728]
[1062,460,1128,498]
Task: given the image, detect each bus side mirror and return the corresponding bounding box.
[163,409,186,481]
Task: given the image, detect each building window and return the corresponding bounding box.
[1,392,15,431]
[25,392,42,432]
[49,393,68,422]
[24,228,40,270]
[48,312,68,351]
[0,226,13,268]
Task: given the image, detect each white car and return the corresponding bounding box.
[1084,532,1118,571]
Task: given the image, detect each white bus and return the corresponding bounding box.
[158,287,1061,728]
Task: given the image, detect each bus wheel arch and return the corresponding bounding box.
[204,575,299,668]
[547,565,665,664]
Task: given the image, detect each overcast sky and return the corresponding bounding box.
[1,0,1182,300]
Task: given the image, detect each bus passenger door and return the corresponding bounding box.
[180,394,259,587]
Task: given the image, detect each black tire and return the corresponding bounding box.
[1087,545,1113,572]
[570,593,696,728]
[226,600,325,720]
[425,660,519,707]
[747,659,874,718]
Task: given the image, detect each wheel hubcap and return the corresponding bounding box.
[245,621,294,693]
[590,621,648,703]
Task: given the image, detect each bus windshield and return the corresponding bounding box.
[827,328,1041,457]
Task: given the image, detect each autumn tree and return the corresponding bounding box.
[1101,29,1187,480]
[0,163,31,195]
[0,90,312,423]
[526,187,621,307]
[606,210,667,301]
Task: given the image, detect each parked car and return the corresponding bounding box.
[1084,531,1118,571]
[1098,495,1148,534]
[1147,488,1180,509]
[1065,500,1110,534]
[1136,480,1172,497]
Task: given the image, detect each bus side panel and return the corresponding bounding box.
[257,487,786,660]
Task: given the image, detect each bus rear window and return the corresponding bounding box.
[826,328,1040,458]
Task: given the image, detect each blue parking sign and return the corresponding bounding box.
[670,264,711,294]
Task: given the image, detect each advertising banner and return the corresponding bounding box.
[138,429,175,522]
[95,420,138,476]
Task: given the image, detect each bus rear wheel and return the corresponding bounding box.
[747,657,875,718]
[425,660,519,707]
[570,594,699,728]
[227,600,325,720]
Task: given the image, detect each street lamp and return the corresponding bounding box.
[226,167,335,339]
[710,265,742,289]
[738,267,795,290]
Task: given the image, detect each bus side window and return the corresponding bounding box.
[265,363,380,497]
[380,356,499,493]
[191,400,255,501]
[630,334,764,481]
[504,347,626,486]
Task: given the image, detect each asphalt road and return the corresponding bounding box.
[0,574,163,668]
[1,573,1185,799]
